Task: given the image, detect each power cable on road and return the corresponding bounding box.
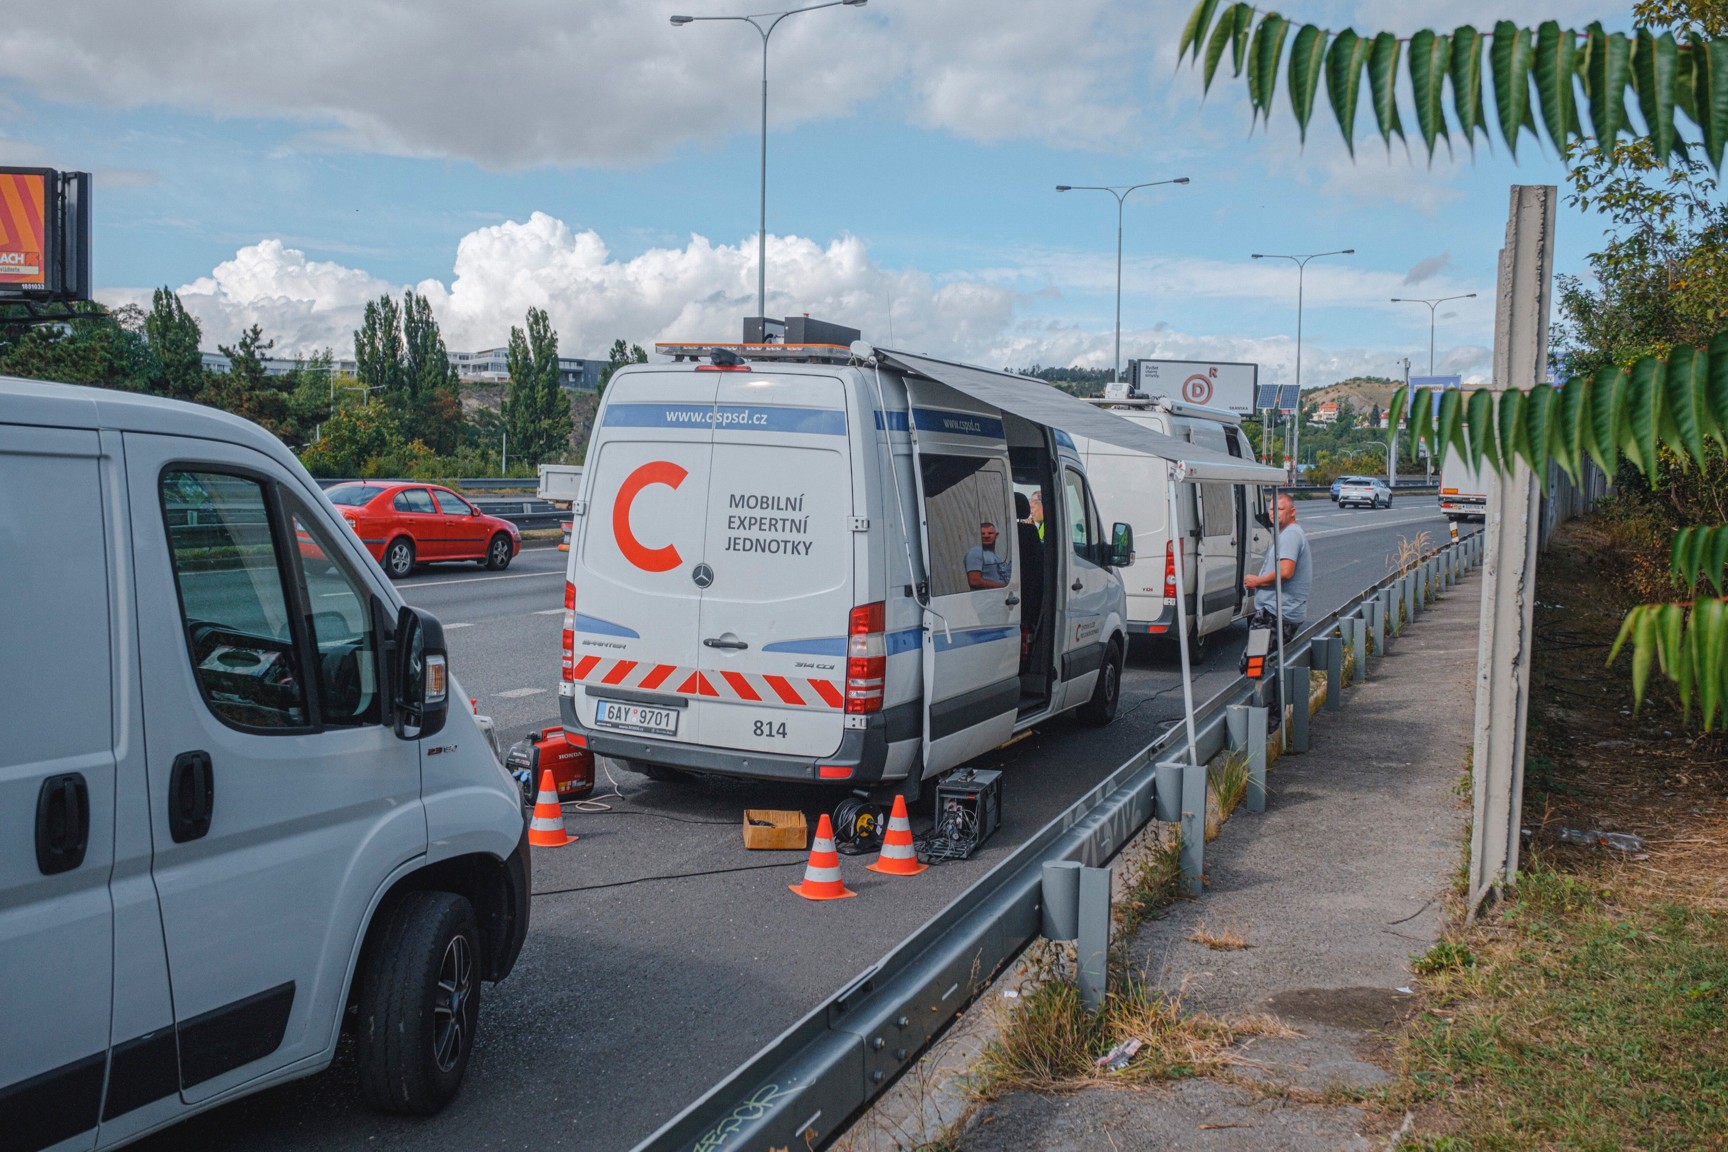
[532,858,803,897]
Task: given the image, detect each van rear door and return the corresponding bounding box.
[569,372,717,749]
[692,373,855,758]
[904,383,1021,773]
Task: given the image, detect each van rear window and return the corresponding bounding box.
[327,484,383,507]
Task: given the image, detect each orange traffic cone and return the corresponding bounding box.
[867,795,928,876]
[789,813,856,901]
[527,769,575,848]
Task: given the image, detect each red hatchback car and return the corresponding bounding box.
[325,481,521,578]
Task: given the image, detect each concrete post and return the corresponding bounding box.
[1077,866,1112,1012]
[1470,184,1555,917]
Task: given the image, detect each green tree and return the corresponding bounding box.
[144,288,204,400]
[597,337,648,398]
[0,302,154,390]
[505,307,569,461]
[204,325,303,445]
[400,289,463,454]
[354,294,404,396]
[1179,0,1728,721]
[300,398,404,477]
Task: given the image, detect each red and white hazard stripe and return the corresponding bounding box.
[567,656,843,710]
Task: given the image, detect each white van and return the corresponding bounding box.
[558,342,1141,791]
[1,378,529,1151]
[1074,398,1271,651]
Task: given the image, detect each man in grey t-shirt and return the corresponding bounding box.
[964,522,1012,589]
[1244,494,1311,629]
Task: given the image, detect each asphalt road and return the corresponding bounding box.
[139,498,1474,1152]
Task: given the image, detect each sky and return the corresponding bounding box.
[3,0,1626,388]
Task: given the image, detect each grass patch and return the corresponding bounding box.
[1392,864,1728,1150]
[1209,750,1249,822]
[1186,921,1249,951]
[972,954,1290,1098]
[1114,832,1184,939]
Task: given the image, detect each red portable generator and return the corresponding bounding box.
[505,726,594,807]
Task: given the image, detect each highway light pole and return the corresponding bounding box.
[1056,178,1189,383]
[1252,248,1353,480]
[672,0,868,329]
[1389,292,1478,374]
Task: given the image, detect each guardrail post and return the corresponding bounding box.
[1179,760,1205,897]
[1040,861,1081,941]
[1415,565,1428,612]
[1226,703,1269,814]
[1377,587,1394,650]
[1313,635,1343,711]
[1077,866,1112,1012]
[1154,759,1182,823]
[1348,610,1367,685]
[1366,597,1384,661]
[1283,649,1311,753]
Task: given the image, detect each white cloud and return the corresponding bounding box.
[1403,252,1452,285]
[101,214,1492,385]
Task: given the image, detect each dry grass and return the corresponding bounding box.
[1185,921,1249,951]
[1387,530,1435,576]
[971,956,1292,1099]
[1209,749,1249,823]
[1114,830,1184,939]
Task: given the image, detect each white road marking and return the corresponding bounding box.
[1306,512,1448,541]
[444,622,475,629]
[533,608,565,615]
[496,687,549,698]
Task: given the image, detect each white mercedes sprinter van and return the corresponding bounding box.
[559,342,1135,790]
[0,378,529,1151]
[1074,397,1271,651]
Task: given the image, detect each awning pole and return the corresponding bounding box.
[1271,486,1287,744]
[1168,466,1199,768]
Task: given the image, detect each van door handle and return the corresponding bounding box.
[702,638,749,650]
[169,751,215,843]
[35,773,90,875]
[1004,594,1021,606]
[1071,580,1083,592]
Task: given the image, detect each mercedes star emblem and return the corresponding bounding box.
[691,563,714,588]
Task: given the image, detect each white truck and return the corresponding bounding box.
[537,462,584,503]
[1439,444,1488,521]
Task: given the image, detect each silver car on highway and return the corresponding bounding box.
[1337,475,1393,508]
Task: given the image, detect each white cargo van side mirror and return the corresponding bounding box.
[392,605,449,740]
[1109,522,1134,569]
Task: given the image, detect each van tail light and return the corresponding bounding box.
[1163,542,1178,598]
[561,581,576,682]
[845,601,886,715]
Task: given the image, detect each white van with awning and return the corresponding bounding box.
[558,339,1270,790]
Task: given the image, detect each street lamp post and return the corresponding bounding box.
[673,1,868,328]
[1056,178,1190,383]
[1389,293,1478,374]
[1251,249,1353,480]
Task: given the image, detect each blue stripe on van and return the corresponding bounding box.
[873,411,910,432]
[575,614,640,639]
[912,408,1005,440]
[1054,429,1075,449]
[761,636,846,656]
[933,625,1018,652]
[604,403,846,436]
[762,627,923,657]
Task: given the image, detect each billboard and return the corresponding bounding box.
[0,167,90,303]
[1128,358,1259,414]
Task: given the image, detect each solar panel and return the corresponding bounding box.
[1254,385,1300,413]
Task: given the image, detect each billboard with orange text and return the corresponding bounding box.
[0,170,48,289]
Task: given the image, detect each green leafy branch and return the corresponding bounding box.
[1179,4,1722,168]
[1388,344,1728,724]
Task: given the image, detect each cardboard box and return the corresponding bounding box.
[743,809,807,851]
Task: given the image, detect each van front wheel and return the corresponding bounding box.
[1077,639,1123,727]
[356,891,481,1116]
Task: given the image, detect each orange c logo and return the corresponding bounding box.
[614,460,687,572]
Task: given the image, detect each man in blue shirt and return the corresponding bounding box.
[964,522,1012,589]
[1243,494,1311,632]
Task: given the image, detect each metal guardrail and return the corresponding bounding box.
[312,477,537,491]
[632,531,1485,1152]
